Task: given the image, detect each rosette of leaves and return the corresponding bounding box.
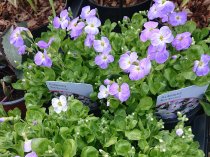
[0,97,204,157]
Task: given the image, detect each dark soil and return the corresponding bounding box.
[91,0,147,7]
[0,0,65,35]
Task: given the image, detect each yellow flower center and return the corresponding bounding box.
[90,24,94,27]
[159,35,164,41]
[101,41,105,46]
[58,101,62,106]
[199,61,203,67]
[103,56,107,60]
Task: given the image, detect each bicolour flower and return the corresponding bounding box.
[84,34,95,47]
[95,52,114,69]
[119,52,138,71]
[34,50,52,67]
[147,44,169,64]
[176,128,184,136]
[52,95,68,114]
[150,26,174,46]
[10,27,28,48]
[109,83,130,102]
[24,140,32,152]
[193,54,210,76]
[93,37,111,53]
[84,16,101,35]
[80,6,96,19]
[37,38,54,49]
[67,17,85,39]
[148,3,161,20]
[129,58,151,80]
[169,11,187,26]
[172,32,192,51]
[140,21,159,42]
[53,9,70,29]
[25,151,38,157]
[98,85,110,99]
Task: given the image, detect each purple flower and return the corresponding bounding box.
[84,34,95,47]
[176,128,184,136]
[119,52,138,71]
[193,54,210,76]
[67,17,85,39]
[95,52,114,69]
[18,45,26,55]
[109,83,130,102]
[93,37,111,53]
[140,21,159,42]
[172,55,178,59]
[148,3,161,20]
[154,0,175,14]
[84,16,101,35]
[25,152,38,157]
[0,117,5,122]
[10,27,28,48]
[129,58,151,80]
[150,26,174,46]
[37,38,54,49]
[172,32,192,51]
[104,79,111,85]
[34,50,52,67]
[24,140,32,152]
[80,6,96,19]
[98,85,110,99]
[169,11,187,26]
[53,9,70,29]
[147,44,169,64]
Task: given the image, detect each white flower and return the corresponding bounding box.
[176,128,184,137]
[52,95,67,114]
[98,85,110,99]
[24,139,32,152]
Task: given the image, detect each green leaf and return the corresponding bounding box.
[115,140,131,156]
[81,146,99,157]
[200,100,210,116]
[31,138,50,155]
[125,129,141,140]
[181,71,197,80]
[63,139,77,157]
[104,137,118,147]
[136,97,153,111]
[1,26,22,68]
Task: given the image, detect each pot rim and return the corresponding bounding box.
[1,97,24,106]
[88,0,151,9]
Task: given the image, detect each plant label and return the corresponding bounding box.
[156,85,209,119]
[46,81,93,97]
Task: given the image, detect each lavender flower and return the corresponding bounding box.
[18,45,26,55]
[193,54,210,76]
[10,27,28,48]
[147,44,169,64]
[80,6,96,19]
[98,85,110,99]
[25,151,38,157]
[172,32,192,51]
[148,3,161,20]
[67,17,85,39]
[84,16,101,35]
[52,95,68,114]
[176,128,184,136]
[140,21,159,42]
[119,52,138,71]
[109,83,130,102]
[34,50,52,67]
[95,52,114,69]
[37,38,54,49]
[84,34,95,47]
[150,26,174,46]
[53,9,70,29]
[129,58,151,80]
[93,37,111,53]
[169,11,187,26]
[0,117,5,122]
[24,140,32,152]
[104,79,111,85]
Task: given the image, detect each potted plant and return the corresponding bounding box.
[85,0,152,23]
[0,97,205,156]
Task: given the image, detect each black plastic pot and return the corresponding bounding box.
[86,0,151,23]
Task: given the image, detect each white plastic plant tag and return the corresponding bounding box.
[156,85,209,119]
[46,81,93,97]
